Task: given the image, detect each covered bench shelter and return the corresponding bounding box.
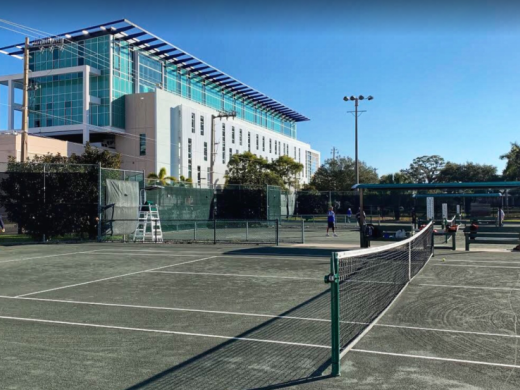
[352,181,520,247]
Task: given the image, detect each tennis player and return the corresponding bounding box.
[0,213,5,233]
[327,206,338,237]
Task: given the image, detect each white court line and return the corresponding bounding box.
[148,270,318,281]
[0,250,102,265]
[0,315,327,349]
[88,253,328,262]
[0,295,330,323]
[16,256,217,298]
[350,349,520,369]
[89,253,201,257]
[434,259,520,265]
[3,295,520,341]
[432,264,520,269]
[416,283,520,292]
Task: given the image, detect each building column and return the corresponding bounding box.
[7,80,14,130]
[82,67,90,145]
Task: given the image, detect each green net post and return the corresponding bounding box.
[246,220,249,241]
[276,219,279,246]
[329,252,341,376]
[301,219,305,244]
[213,219,217,244]
[97,163,102,242]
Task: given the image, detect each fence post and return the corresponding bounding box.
[301,219,305,244]
[194,221,197,241]
[97,163,102,242]
[154,219,157,244]
[246,220,249,241]
[408,241,412,281]
[330,252,341,376]
[213,219,217,245]
[276,219,279,246]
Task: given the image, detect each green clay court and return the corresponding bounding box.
[0,241,519,390]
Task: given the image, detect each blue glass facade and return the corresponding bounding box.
[27,32,298,138]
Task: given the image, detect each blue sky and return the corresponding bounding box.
[0,0,519,175]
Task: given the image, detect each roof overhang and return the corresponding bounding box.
[352,182,520,190]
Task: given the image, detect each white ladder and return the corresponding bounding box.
[133,204,163,243]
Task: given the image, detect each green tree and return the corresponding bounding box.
[269,155,304,189]
[379,172,413,184]
[31,143,121,168]
[147,167,177,186]
[225,152,283,187]
[501,142,520,181]
[401,155,445,183]
[437,162,499,183]
[310,156,379,191]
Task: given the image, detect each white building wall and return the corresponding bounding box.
[154,88,317,185]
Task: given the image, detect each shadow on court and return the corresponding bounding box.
[125,288,333,390]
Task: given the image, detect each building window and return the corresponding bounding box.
[279,141,281,155]
[269,139,272,154]
[236,149,238,155]
[140,134,146,156]
[46,119,53,127]
[197,166,201,185]
[191,113,196,133]
[229,148,232,161]
[188,138,192,179]
[294,146,297,159]
[222,125,226,164]
[239,129,243,146]
[204,142,208,161]
[262,136,265,152]
[232,126,235,144]
[248,132,251,152]
[200,116,204,135]
[274,140,277,155]
[298,148,301,162]
[35,119,41,127]
[256,134,259,150]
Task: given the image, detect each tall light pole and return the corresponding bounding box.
[343,95,373,185]
[343,95,373,247]
[21,37,30,162]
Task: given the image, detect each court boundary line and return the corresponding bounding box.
[415,283,520,292]
[340,251,434,360]
[0,250,103,265]
[90,253,202,257]
[0,315,328,349]
[87,253,329,262]
[432,264,520,269]
[433,259,520,264]
[3,295,520,341]
[147,270,319,281]
[15,256,217,298]
[351,348,520,369]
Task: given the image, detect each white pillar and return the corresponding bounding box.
[7,80,14,130]
[82,67,90,145]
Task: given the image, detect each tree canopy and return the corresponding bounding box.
[147,167,177,185]
[501,142,520,181]
[225,152,284,187]
[401,155,445,183]
[437,162,499,183]
[29,143,121,169]
[308,157,378,191]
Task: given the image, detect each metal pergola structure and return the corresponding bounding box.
[351,182,520,247]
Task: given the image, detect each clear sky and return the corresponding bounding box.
[0,0,519,176]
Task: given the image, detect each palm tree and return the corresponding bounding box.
[147,168,177,186]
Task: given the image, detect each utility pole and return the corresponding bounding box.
[210,110,236,187]
[21,37,29,162]
[331,147,339,161]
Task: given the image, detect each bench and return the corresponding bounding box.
[463,226,520,251]
[366,225,413,244]
[433,231,457,250]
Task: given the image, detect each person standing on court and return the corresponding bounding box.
[0,213,5,233]
[327,206,338,237]
[498,206,505,227]
[347,207,352,223]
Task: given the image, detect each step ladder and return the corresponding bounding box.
[133,204,163,243]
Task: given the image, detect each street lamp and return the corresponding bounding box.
[343,95,373,185]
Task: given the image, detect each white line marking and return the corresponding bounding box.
[0,295,330,323]
[4,295,520,341]
[374,323,520,339]
[416,283,520,292]
[433,264,520,269]
[148,270,318,281]
[88,253,201,257]
[434,259,520,265]
[16,256,217,298]
[87,253,328,262]
[0,315,327,349]
[217,255,328,261]
[350,349,520,369]
[340,252,434,360]
[0,250,102,265]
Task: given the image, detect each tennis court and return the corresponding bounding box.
[1,241,519,389]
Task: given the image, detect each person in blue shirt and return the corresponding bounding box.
[346,208,352,223]
[327,206,338,237]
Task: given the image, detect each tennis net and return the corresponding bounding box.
[327,221,434,375]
